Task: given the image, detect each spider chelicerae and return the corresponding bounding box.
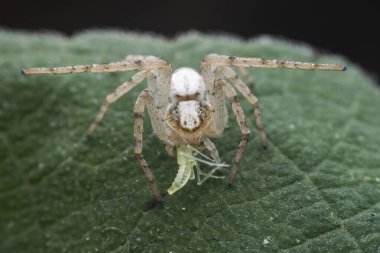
[22,54,345,202]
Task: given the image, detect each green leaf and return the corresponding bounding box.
[1,30,380,253]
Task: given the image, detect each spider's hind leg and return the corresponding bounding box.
[87,70,149,136]
[238,67,255,91]
[221,66,268,149]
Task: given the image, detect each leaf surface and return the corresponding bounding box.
[1,30,380,253]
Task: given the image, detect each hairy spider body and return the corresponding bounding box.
[166,68,214,145]
[22,54,345,202]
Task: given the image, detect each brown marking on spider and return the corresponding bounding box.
[22,54,346,202]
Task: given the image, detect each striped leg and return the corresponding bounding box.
[87,70,149,136]
[134,89,162,202]
[21,56,171,75]
[201,54,346,71]
[221,66,268,148]
[215,79,251,185]
[238,67,255,90]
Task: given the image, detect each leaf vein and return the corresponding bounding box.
[271,139,363,251]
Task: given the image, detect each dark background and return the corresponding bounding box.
[1,0,379,79]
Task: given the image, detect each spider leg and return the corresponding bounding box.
[21,55,171,75]
[203,138,221,163]
[215,79,251,185]
[134,89,162,202]
[238,67,255,91]
[202,54,346,71]
[22,54,172,139]
[165,142,175,157]
[87,70,149,136]
[221,66,268,148]
[124,55,149,61]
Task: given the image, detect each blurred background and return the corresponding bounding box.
[1,0,379,79]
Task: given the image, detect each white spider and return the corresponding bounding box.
[22,54,345,202]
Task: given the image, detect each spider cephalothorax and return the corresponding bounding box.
[165,100,213,145]
[165,68,214,145]
[22,54,345,202]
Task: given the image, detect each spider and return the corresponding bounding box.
[22,54,346,202]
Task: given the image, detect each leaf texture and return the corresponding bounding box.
[0,30,379,253]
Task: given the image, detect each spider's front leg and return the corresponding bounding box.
[202,54,346,71]
[215,79,251,185]
[134,89,162,202]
